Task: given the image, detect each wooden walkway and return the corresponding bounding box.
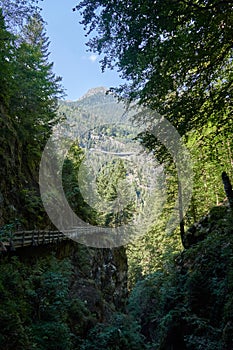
[0,230,68,252]
[0,225,116,252]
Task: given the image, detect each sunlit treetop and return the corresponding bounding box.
[75,0,233,134]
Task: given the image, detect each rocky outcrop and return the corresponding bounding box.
[70,244,128,321]
[77,86,108,100]
[7,239,128,322]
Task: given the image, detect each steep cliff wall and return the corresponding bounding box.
[2,239,128,320]
[0,239,128,349]
[70,244,128,321]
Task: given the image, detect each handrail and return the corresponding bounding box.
[0,225,113,251]
[0,229,68,251]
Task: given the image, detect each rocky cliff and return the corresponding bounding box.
[70,243,128,320]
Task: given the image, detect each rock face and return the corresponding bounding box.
[9,239,128,322]
[70,244,128,321]
[0,240,128,349]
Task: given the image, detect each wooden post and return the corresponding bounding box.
[42,231,45,244]
[37,230,40,245]
[9,235,15,251]
[22,231,25,247]
[32,230,36,246]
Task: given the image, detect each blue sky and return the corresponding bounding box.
[40,0,124,100]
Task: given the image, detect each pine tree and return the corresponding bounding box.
[0,8,13,106]
[9,13,64,177]
[0,10,64,226]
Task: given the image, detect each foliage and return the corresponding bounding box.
[30,322,72,350]
[61,92,145,230]
[62,144,99,225]
[0,7,63,226]
[80,313,146,350]
[0,253,142,350]
[10,12,63,158]
[1,2,233,349]
[0,0,40,32]
[1,197,233,350]
[185,124,233,224]
[75,0,233,254]
[0,8,13,105]
[127,226,182,288]
[0,255,94,350]
[128,206,233,349]
[75,0,232,134]
[0,219,21,243]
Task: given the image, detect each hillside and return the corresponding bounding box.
[58,87,130,127]
[57,87,139,156]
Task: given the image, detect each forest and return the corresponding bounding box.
[0,0,233,349]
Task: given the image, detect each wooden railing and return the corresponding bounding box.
[0,230,68,252]
[0,225,113,252]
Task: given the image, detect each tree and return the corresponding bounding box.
[0,9,64,226]
[0,0,40,32]
[96,158,135,227]
[9,13,63,177]
[0,9,20,208]
[0,11,11,102]
[75,0,232,135]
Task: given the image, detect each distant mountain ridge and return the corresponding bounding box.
[77,86,108,101]
[57,87,140,158]
[59,86,130,124]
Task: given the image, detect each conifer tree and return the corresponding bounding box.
[0,8,63,225]
[0,8,13,106]
[9,13,63,176]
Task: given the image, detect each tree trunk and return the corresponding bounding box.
[222,172,233,210]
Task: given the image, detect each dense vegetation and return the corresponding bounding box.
[74,0,233,282]
[75,0,232,135]
[0,0,233,349]
[0,0,63,229]
[1,205,233,349]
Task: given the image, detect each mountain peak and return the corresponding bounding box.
[78,87,108,100]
